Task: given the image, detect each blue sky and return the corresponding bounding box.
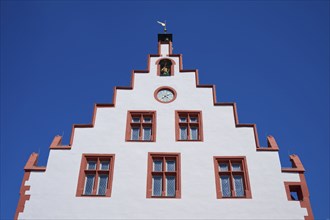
[1,0,329,219]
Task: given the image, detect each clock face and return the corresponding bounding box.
[155,87,176,103]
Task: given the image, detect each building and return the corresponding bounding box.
[15,33,313,219]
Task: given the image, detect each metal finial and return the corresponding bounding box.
[157,20,167,33]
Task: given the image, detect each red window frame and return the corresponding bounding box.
[213,156,252,199]
[76,154,115,197]
[284,182,305,201]
[175,111,203,141]
[146,153,181,198]
[126,111,156,142]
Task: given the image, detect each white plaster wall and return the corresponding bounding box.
[19,44,307,219]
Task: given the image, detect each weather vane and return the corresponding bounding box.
[157,20,167,33]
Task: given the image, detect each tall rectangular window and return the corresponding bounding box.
[76,154,115,197]
[126,111,156,142]
[176,111,203,141]
[147,153,181,198]
[213,157,252,199]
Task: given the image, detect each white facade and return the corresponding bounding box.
[17,35,312,219]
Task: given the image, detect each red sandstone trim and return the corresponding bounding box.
[125,111,157,142]
[282,155,313,220]
[146,152,181,199]
[282,154,305,173]
[213,156,252,199]
[155,58,176,76]
[60,46,279,150]
[76,154,115,197]
[158,41,173,55]
[15,153,46,219]
[24,153,46,172]
[49,135,71,150]
[175,110,203,142]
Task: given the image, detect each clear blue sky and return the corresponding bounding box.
[1,1,329,219]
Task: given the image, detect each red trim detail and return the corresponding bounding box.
[76,154,115,197]
[158,41,173,55]
[155,58,176,76]
[146,152,181,198]
[282,154,305,173]
[282,155,314,220]
[49,135,71,150]
[213,156,252,199]
[125,111,157,142]
[24,153,46,172]
[58,51,279,150]
[175,110,203,141]
[15,153,46,219]
[154,86,177,104]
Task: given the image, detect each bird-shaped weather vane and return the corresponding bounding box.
[157,20,167,33]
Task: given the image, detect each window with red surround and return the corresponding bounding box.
[126,111,156,142]
[284,182,304,201]
[146,153,181,198]
[76,154,115,197]
[175,111,203,141]
[213,156,251,199]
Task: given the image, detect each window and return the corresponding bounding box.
[284,183,304,201]
[175,111,203,141]
[147,153,181,198]
[76,154,115,197]
[126,111,156,142]
[213,157,251,199]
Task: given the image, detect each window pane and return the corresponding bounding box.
[132,117,140,123]
[190,127,198,140]
[144,117,152,123]
[190,117,198,123]
[232,163,241,171]
[143,127,152,140]
[234,175,244,197]
[166,160,176,171]
[87,161,96,170]
[97,175,108,195]
[131,127,140,140]
[220,175,231,197]
[180,126,187,140]
[153,160,162,171]
[100,161,110,170]
[179,117,187,122]
[166,176,176,197]
[152,176,162,196]
[219,163,229,171]
[84,175,95,195]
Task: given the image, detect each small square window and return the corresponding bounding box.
[232,163,241,171]
[286,185,304,201]
[100,161,110,170]
[219,163,229,171]
[179,117,187,122]
[132,117,140,123]
[87,161,97,170]
[144,117,152,123]
[190,117,198,123]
